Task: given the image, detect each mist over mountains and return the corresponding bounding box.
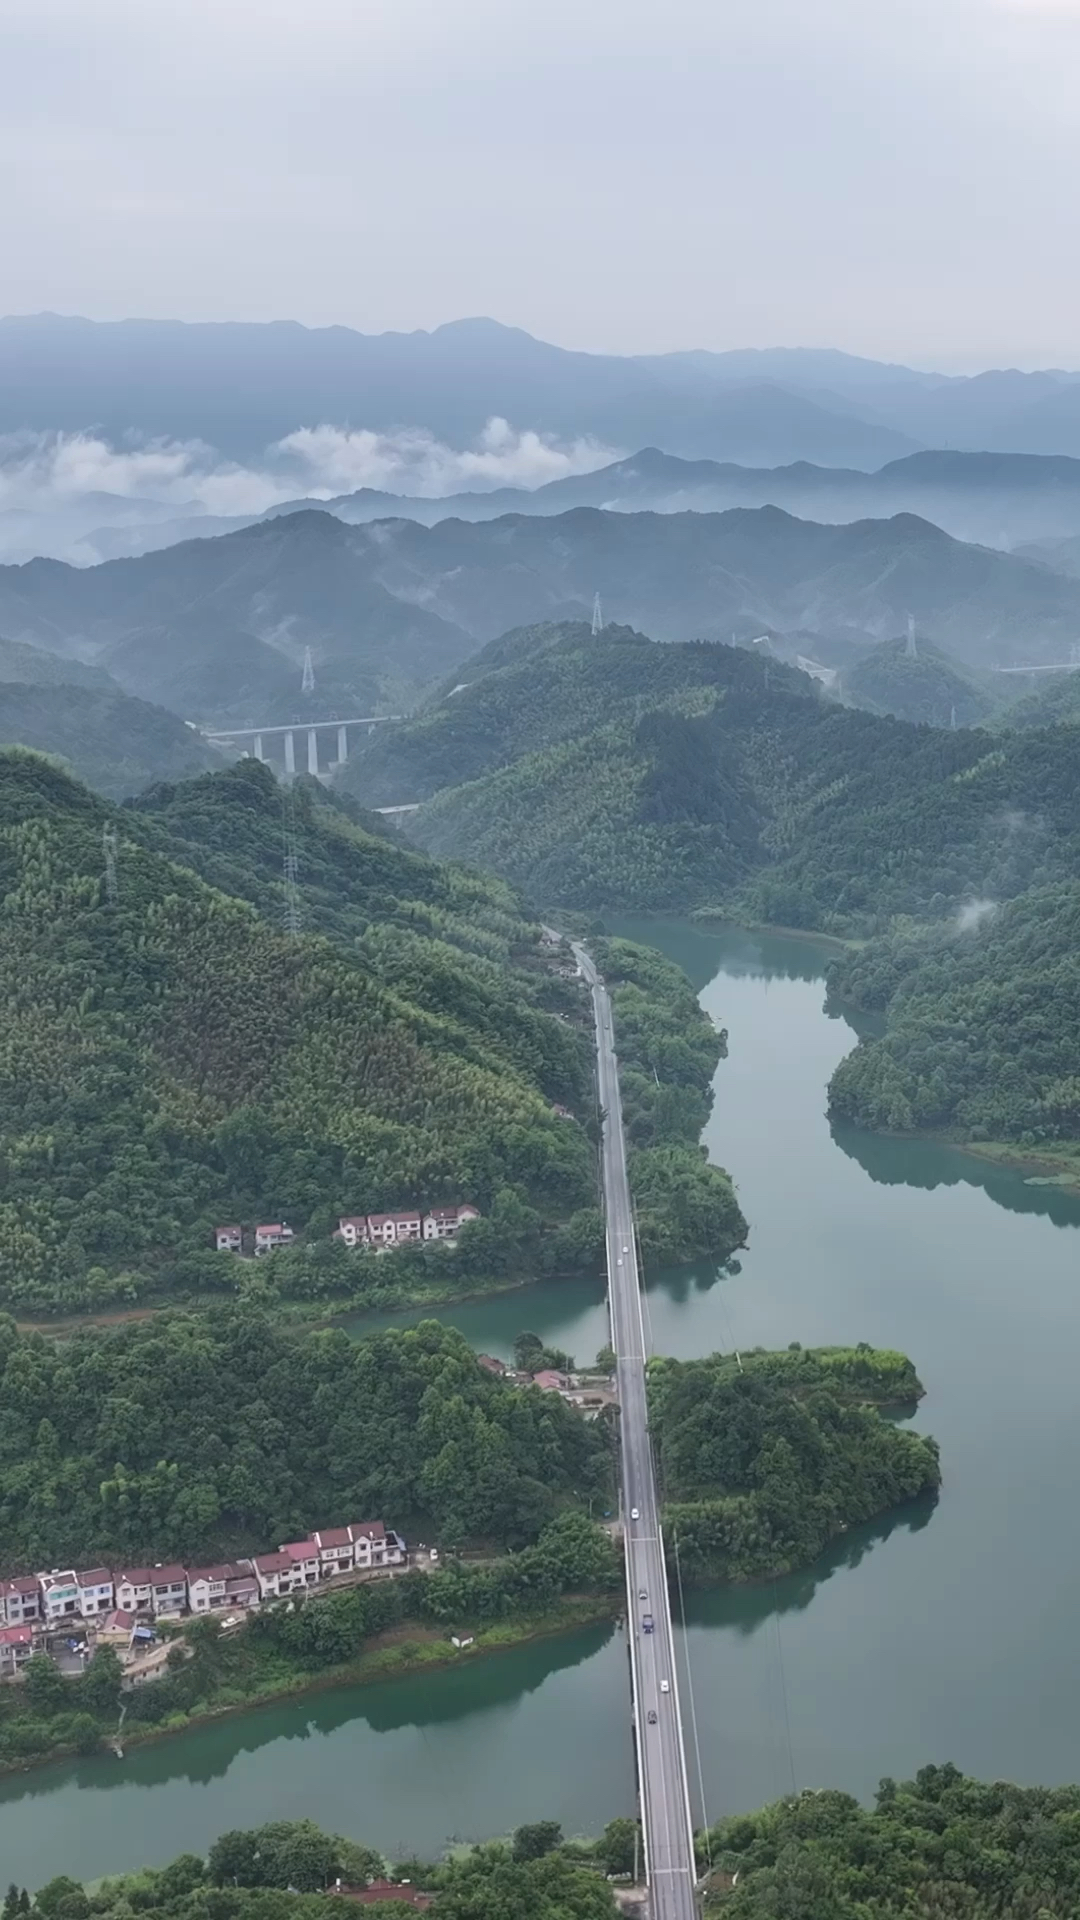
[3,503,1080,732]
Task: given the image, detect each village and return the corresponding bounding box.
[0,1517,410,1688]
[214,1203,481,1256]
[0,1350,617,1693]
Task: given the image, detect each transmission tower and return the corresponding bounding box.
[905,615,918,659]
[301,646,315,694]
[102,825,119,906]
[281,786,303,940]
[591,592,603,636]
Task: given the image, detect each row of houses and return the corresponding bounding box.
[214,1204,480,1256]
[0,1521,406,1672]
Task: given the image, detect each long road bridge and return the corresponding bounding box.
[200,714,400,778]
[574,941,700,1920]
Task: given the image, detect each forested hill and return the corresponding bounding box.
[827,882,1080,1145]
[342,620,814,808]
[0,750,599,1313]
[396,629,1080,927]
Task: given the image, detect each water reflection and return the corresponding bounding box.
[832,1120,1080,1228]
[0,1625,618,1803]
[677,1495,940,1638]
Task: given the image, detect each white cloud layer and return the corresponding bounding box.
[0,418,618,522]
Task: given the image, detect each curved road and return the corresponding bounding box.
[574,942,699,1920]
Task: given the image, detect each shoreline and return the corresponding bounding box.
[0,1597,621,1785]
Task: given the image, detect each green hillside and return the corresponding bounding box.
[402,631,1080,928]
[993,668,1080,731]
[0,751,598,1314]
[0,752,743,1314]
[828,882,1080,1146]
[343,621,813,809]
[0,680,223,798]
[842,633,1000,727]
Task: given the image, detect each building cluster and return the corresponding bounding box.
[0,1520,405,1678]
[476,1355,618,1418]
[214,1205,479,1257]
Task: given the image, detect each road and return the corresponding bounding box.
[574,943,699,1920]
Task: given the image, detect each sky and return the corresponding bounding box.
[3,0,1080,367]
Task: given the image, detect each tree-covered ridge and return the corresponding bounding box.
[592,937,747,1263]
[343,621,812,809]
[0,751,596,1311]
[827,883,1080,1144]
[842,634,1000,729]
[392,627,1080,931]
[25,1817,627,1920]
[706,1763,1080,1918]
[648,1347,939,1580]
[0,1312,611,1569]
[0,681,223,801]
[128,760,591,1111]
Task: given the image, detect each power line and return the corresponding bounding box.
[281,785,303,940]
[672,1524,712,1874]
[102,826,119,906]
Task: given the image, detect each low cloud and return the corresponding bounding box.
[0,417,619,525]
[955,897,998,932]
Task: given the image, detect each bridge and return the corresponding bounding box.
[574,941,700,1920]
[200,714,400,778]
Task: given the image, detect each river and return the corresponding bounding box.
[6,919,1080,1883]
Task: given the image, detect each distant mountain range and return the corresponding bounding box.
[16,445,1080,571]
[1,504,1078,730]
[10,315,1080,470]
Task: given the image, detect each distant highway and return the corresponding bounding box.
[573,942,699,1920]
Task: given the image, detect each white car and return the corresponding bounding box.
[660,1679,670,1694]
[630,1506,640,1521]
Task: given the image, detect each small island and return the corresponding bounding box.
[649,1345,940,1582]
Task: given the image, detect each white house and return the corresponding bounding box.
[116,1565,188,1616]
[422,1204,480,1241]
[334,1217,370,1249]
[252,1550,308,1600]
[77,1567,114,1616]
[367,1211,422,1246]
[254,1223,294,1255]
[0,1625,33,1676]
[349,1522,405,1569]
[214,1225,243,1254]
[280,1540,321,1586]
[40,1571,81,1623]
[311,1527,355,1577]
[0,1578,41,1626]
[187,1562,259,1613]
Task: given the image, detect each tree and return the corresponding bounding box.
[22,1655,67,1715]
[76,1644,123,1714]
[598,1818,640,1877]
[512,1821,563,1862]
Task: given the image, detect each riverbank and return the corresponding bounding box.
[0,1596,620,1784]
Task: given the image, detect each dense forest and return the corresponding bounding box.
[21,1815,631,1920]
[648,1346,939,1580]
[591,937,746,1262]
[828,882,1080,1145]
[705,1763,1080,1918]
[842,634,999,729]
[0,1312,611,1569]
[396,627,1080,929]
[0,751,598,1312]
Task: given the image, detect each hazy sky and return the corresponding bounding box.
[4,0,1080,367]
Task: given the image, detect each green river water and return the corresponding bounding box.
[8,918,1080,1884]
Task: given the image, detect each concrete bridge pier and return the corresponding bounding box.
[284,730,296,777]
[337,725,348,765]
[307,727,319,776]
[253,734,264,762]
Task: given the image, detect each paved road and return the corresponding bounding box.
[574,943,698,1920]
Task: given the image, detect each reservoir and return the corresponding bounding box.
[7,920,1080,1883]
